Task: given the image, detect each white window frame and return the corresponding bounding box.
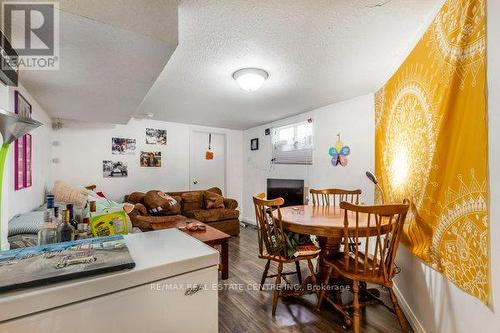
[271,120,313,165]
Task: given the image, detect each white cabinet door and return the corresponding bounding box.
[0,266,218,333]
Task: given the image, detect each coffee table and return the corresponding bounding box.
[151,219,230,280]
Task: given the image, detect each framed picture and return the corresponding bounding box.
[24,134,32,187]
[14,91,32,191]
[15,91,32,118]
[145,128,167,145]
[103,160,128,178]
[14,138,24,190]
[140,151,162,167]
[251,138,259,151]
[112,138,136,155]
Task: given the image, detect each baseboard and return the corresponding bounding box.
[241,217,256,225]
[393,283,426,333]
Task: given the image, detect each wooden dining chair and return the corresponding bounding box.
[253,195,320,316]
[310,188,362,253]
[316,200,410,333]
[310,188,362,206]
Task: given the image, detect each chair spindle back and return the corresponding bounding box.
[310,188,362,206]
[339,200,409,282]
[253,196,288,259]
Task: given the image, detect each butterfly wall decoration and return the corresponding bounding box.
[329,134,351,167]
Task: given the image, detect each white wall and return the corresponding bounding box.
[390,1,500,332]
[0,82,53,250]
[242,94,375,224]
[51,118,243,208]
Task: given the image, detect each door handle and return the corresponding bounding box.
[193,180,198,185]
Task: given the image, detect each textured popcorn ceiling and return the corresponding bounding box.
[10,0,443,127]
[13,0,178,124]
[58,0,178,45]
[138,0,443,129]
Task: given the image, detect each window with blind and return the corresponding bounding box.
[272,121,313,165]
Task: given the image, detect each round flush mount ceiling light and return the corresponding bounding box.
[232,68,269,92]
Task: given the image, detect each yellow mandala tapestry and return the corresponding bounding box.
[375,0,488,302]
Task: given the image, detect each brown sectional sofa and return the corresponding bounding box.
[125,187,240,236]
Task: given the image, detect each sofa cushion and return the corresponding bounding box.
[204,191,225,209]
[184,208,239,223]
[181,191,204,211]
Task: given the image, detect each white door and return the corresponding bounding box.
[189,131,226,193]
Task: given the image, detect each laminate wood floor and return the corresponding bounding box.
[218,226,413,333]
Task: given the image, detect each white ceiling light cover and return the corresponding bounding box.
[233,68,269,92]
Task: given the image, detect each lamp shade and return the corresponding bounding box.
[0,108,42,145]
[366,170,386,204]
[365,171,379,185]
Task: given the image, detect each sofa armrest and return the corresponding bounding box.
[224,198,238,210]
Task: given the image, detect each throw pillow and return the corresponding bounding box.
[204,191,225,209]
[206,187,223,196]
[181,191,204,211]
[53,181,89,209]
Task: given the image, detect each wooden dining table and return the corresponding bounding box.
[274,205,390,286]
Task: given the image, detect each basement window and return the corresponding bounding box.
[272,121,313,165]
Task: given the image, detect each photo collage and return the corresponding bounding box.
[103,128,166,178]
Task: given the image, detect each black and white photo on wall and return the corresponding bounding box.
[250,138,259,151]
[146,128,167,145]
[15,91,32,118]
[0,31,18,86]
[103,160,128,178]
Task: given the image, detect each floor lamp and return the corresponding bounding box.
[0,108,42,250]
[366,171,385,204]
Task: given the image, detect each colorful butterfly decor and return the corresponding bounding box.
[329,134,351,167]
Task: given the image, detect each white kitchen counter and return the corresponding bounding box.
[0,229,219,323]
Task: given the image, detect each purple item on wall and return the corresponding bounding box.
[13,91,33,191]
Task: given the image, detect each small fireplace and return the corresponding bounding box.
[267,179,307,207]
